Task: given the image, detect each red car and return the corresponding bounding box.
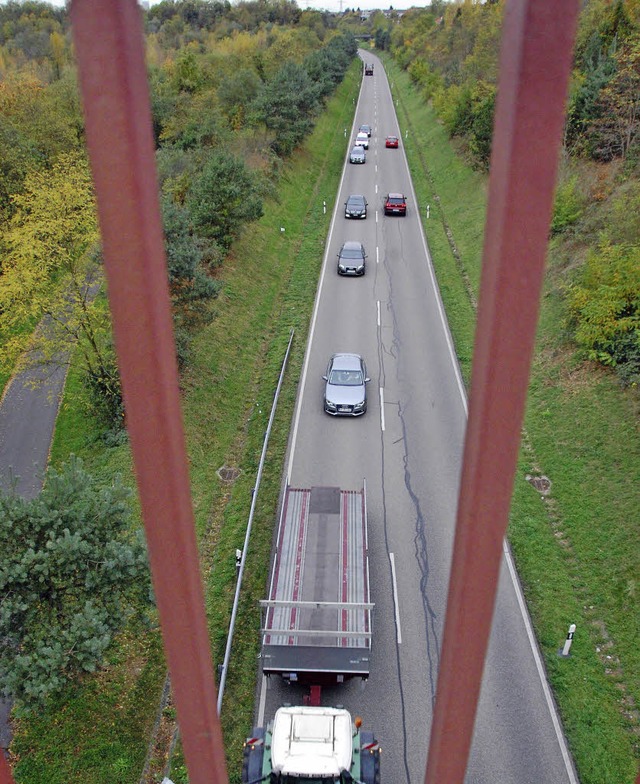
[385,135,399,148]
[384,193,407,216]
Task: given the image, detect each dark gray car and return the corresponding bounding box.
[345,194,368,219]
[323,353,370,416]
[349,145,366,164]
[337,241,367,276]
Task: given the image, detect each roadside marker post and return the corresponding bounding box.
[559,624,576,657]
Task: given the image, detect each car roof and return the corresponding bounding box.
[387,134,398,139]
[351,146,365,152]
[341,241,364,250]
[330,353,363,370]
[387,192,405,198]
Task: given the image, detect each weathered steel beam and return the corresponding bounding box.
[69,3,227,783]
[424,2,580,783]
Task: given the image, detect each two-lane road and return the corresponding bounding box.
[259,52,577,784]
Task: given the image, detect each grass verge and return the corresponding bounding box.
[9,61,361,784]
[384,53,639,783]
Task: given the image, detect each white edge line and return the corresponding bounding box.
[389,59,576,782]
[389,553,402,644]
[503,541,579,784]
[257,674,267,726]
[379,386,385,432]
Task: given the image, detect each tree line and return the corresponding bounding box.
[364,0,640,388]
[0,0,356,707]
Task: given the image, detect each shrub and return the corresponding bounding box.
[0,457,150,708]
[551,176,585,235]
[568,240,640,383]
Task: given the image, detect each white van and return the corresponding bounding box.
[355,131,369,149]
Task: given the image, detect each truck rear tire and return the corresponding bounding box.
[241,728,265,784]
[360,731,381,784]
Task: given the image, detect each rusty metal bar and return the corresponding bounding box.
[69,3,227,784]
[0,751,16,784]
[424,2,580,783]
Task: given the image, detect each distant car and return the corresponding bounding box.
[359,124,372,137]
[345,194,368,219]
[385,135,399,148]
[355,132,369,149]
[349,145,366,164]
[384,192,407,216]
[365,64,374,75]
[323,353,370,416]
[337,241,367,276]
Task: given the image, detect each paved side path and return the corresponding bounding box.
[0,358,69,749]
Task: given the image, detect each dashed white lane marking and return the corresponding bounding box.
[390,553,402,644]
[377,300,381,326]
[379,387,385,432]
[376,246,379,265]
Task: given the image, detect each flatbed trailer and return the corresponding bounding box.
[261,484,372,687]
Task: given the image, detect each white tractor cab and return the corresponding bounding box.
[242,706,380,784]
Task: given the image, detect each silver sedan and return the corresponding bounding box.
[323,353,370,416]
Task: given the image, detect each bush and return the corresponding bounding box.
[551,176,584,235]
[82,349,124,434]
[0,457,150,708]
[568,240,640,382]
[467,85,495,169]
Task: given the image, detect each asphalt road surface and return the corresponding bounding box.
[257,52,578,784]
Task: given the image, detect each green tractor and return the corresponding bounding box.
[242,706,380,784]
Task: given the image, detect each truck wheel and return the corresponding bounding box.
[360,732,381,784]
[241,744,250,783]
[241,728,265,783]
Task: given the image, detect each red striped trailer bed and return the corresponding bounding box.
[261,484,372,685]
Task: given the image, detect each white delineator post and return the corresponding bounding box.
[559,623,576,657]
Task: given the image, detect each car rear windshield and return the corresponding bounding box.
[388,197,404,204]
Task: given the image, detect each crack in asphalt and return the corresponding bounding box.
[377,311,412,784]
[376,227,441,782]
[398,397,441,709]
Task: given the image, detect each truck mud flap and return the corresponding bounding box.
[360,731,381,784]
[242,727,265,784]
